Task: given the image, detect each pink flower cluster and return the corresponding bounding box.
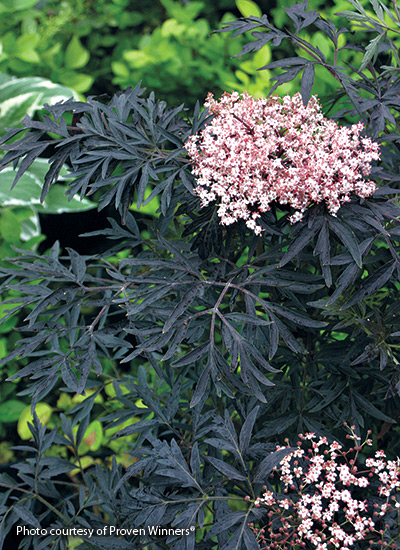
[249,428,400,550]
[185,92,380,235]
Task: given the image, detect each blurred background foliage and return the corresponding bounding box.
[0,0,394,499]
[0,0,375,104]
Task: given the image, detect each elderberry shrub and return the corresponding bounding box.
[0,1,399,549]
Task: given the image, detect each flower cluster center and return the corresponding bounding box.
[185,92,380,234]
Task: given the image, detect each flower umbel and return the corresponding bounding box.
[185,92,380,235]
[248,428,400,550]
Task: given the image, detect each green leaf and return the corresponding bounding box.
[78,420,103,453]
[59,71,94,93]
[0,164,96,213]
[0,400,26,423]
[0,77,77,107]
[0,209,21,244]
[0,92,40,135]
[112,61,130,79]
[0,337,7,359]
[17,403,52,440]
[0,300,22,333]
[15,49,40,64]
[36,184,97,214]
[17,208,41,241]
[16,34,40,51]
[0,168,43,207]
[65,36,90,69]
[26,158,69,182]
[0,73,12,86]
[15,34,40,63]
[0,76,77,134]
[2,0,37,9]
[236,0,262,18]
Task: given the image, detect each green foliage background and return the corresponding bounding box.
[0,0,364,103]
